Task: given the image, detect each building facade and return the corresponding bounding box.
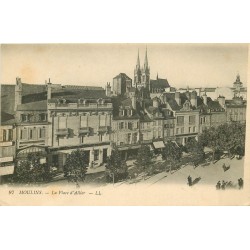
[47,87,113,169]
[0,112,16,183]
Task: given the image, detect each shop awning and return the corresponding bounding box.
[58,149,75,154]
[153,141,165,149]
[0,165,14,176]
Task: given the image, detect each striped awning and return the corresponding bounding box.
[153,141,165,149]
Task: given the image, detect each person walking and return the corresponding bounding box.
[238,178,243,189]
[216,181,221,190]
[221,180,226,190]
[187,175,192,186]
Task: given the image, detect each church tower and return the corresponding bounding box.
[134,50,141,88]
[134,48,150,91]
[141,47,150,90]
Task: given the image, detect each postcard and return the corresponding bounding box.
[0,44,249,205]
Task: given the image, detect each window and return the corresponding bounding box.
[193,127,196,133]
[189,115,195,125]
[128,122,133,130]
[39,113,47,121]
[176,128,179,134]
[177,116,184,125]
[189,127,191,133]
[2,130,7,142]
[80,115,88,127]
[119,122,124,129]
[133,133,137,143]
[29,129,33,139]
[8,129,13,141]
[39,127,46,139]
[94,150,99,161]
[100,115,106,126]
[20,128,27,140]
[181,127,184,134]
[99,134,103,142]
[21,114,29,122]
[127,133,131,143]
[166,130,170,137]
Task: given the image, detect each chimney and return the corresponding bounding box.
[217,95,225,108]
[106,82,111,97]
[191,91,197,108]
[175,92,181,106]
[131,92,136,109]
[153,97,159,108]
[14,77,22,111]
[203,92,207,105]
[46,79,52,100]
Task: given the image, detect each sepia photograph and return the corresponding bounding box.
[0,43,249,205]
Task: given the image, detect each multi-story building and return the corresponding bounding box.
[14,78,48,162]
[160,91,200,145]
[198,93,226,130]
[111,93,140,159]
[112,73,132,96]
[0,112,16,183]
[47,84,113,169]
[225,97,247,124]
[161,109,175,142]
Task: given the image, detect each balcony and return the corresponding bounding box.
[78,103,113,109]
[97,126,110,134]
[0,141,13,147]
[49,102,112,110]
[78,127,90,135]
[0,156,14,163]
[55,128,69,136]
[141,139,153,144]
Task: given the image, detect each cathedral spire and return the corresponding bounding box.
[144,47,149,69]
[136,49,140,70]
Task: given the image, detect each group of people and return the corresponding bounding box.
[216,178,244,190]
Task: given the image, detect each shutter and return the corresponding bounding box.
[99,115,106,126]
[59,116,67,129]
[0,129,3,141]
[81,116,88,127]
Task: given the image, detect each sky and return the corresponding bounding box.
[0,44,248,89]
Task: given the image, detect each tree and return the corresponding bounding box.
[13,152,51,184]
[63,149,89,186]
[199,123,246,161]
[105,146,128,183]
[134,145,154,179]
[199,127,220,161]
[217,122,245,156]
[185,138,205,167]
[162,141,182,173]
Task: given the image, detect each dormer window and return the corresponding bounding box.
[21,114,30,122]
[127,109,133,116]
[97,98,104,105]
[78,98,86,105]
[39,113,47,121]
[57,98,66,104]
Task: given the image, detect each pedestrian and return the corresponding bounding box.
[238,178,243,189]
[187,175,192,186]
[221,180,226,190]
[216,181,221,190]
